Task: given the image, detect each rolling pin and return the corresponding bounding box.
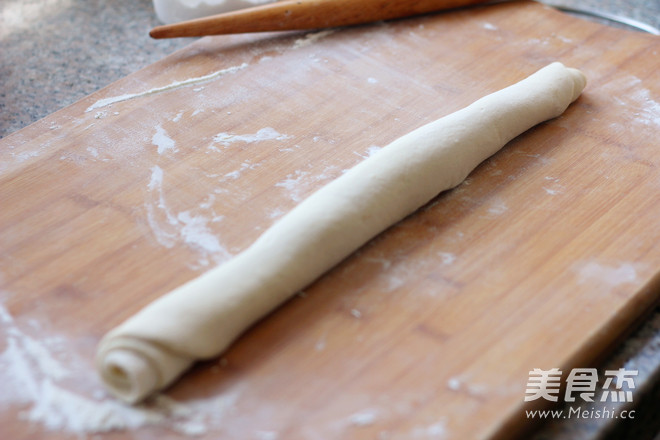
[150,0,495,39]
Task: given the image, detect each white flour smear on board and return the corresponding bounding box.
[292,29,335,49]
[577,261,639,287]
[144,127,294,265]
[604,75,660,129]
[152,124,178,155]
[211,127,292,148]
[145,165,232,267]
[0,301,242,436]
[85,63,249,112]
[632,86,660,128]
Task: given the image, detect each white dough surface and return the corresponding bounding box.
[97,62,586,403]
[153,0,276,24]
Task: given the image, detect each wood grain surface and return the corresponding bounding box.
[1,1,659,439]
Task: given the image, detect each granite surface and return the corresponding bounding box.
[1,0,659,438]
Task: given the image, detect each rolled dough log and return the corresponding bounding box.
[97,62,586,403]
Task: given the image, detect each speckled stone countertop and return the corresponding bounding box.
[1,1,659,439]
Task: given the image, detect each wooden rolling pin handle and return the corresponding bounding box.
[150,0,495,39]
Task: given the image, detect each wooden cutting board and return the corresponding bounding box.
[1,1,659,439]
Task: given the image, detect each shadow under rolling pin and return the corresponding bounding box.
[149,0,495,39]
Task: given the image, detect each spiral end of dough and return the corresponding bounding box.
[100,349,159,404]
[566,67,587,102]
[97,335,194,404]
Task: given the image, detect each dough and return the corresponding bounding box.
[96,62,586,403]
[153,0,276,24]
